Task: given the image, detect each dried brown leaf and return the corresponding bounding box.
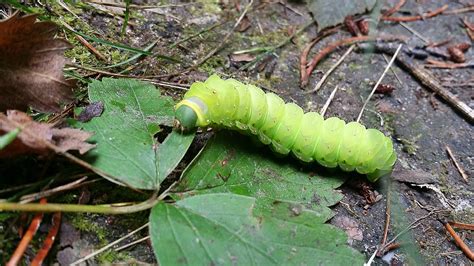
[0,12,75,113]
[0,110,95,158]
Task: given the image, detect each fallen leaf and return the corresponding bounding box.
[375,84,396,94]
[392,167,438,184]
[0,12,75,113]
[0,110,95,158]
[236,15,251,32]
[332,216,363,244]
[76,102,104,122]
[230,53,256,63]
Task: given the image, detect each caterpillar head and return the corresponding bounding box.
[174,97,208,132]
[175,105,197,132]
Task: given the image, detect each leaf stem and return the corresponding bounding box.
[0,192,160,214]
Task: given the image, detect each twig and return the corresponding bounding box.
[450,221,474,231]
[446,145,468,182]
[61,21,107,61]
[425,59,473,69]
[441,220,474,261]
[320,86,338,117]
[381,5,448,22]
[374,44,474,123]
[357,44,403,122]
[70,223,149,265]
[115,235,151,252]
[384,210,437,249]
[306,45,354,94]
[443,5,474,15]
[299,28,337,84]
[6,198,47,266]
[31,212,62,266]
[302,35,406,87]
[19,176,93,203]
[378,186,392,257]
[382,0,406,17]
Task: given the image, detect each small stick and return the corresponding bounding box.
[449,221,474,231]
[31,212,62,266]
[378,186,392,255]
[302,35,405,87]
[70,223,150,265]
[378,242,401,257]
[425,59,473,69]
[299,28,338,85]
[320,86,338,117]
[381,5,448,22]
[442,221,474,261]
[6,198,47,266]
[373,44,474,123]
[357,44,403,122]
[19,176,92,203]
[382,0,406,17]
[443,5,474,15]
[61,22,107,61]
[306,45,355,94]
[446,145,468,182]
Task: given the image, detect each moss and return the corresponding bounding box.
[37,1,131,67]
[198,55,226,74]
[348,62,362,71]
[69,213,108,244]
[97,249,133,264]
[398,134,421,155]
[255,76,283,90]
[192,1,222,14]
[242,29,288,47]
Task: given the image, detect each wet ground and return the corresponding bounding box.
[1,0,473,265]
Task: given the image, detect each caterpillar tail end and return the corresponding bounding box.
[366,169,392,182]
[175,105,198,132]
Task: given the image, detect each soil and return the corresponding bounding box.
[0,0,472,265]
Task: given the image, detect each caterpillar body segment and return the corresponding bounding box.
[175,74,397,181]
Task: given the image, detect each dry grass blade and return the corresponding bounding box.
[357,44,403,122]
[0,12,75,112]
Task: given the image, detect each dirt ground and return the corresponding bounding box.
[0,0,473,265]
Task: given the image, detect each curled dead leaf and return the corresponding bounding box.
[0,12,75,113]
[0,110,95,158]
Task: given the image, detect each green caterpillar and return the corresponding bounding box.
[175,75,396,181]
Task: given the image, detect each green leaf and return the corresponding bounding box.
[79,78,194,190]
[174,132,343,223]
[0,128,20,150]
[307,0,376,31]
[150,193,365,265]
[156,132,365,264]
